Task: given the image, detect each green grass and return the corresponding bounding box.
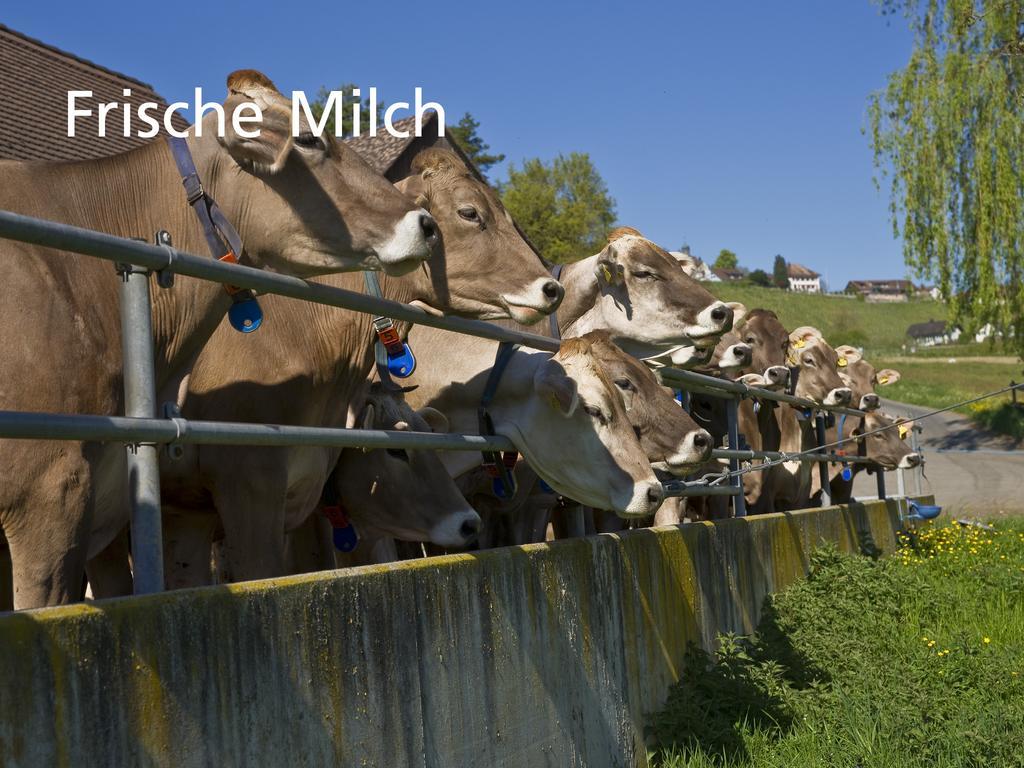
[703,283,947,357]
[647,519,1024,767]
[872,358,1024,440]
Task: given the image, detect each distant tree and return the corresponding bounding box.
[714,249,738,270]
[308,83,383,138]
[447,112,505,179]
[748,269,773,287]
[869,0,1024,353]
[772,254,789,289]
[500,153,616,263]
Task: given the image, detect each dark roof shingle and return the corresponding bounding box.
[0,24,185,162]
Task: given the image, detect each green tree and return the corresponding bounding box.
[749,268,773,287]
[308,84,382,138]
[714,249,738,270]
[773,254,789,289]
[868,0,1024,354]
[500,153,617,263]
[447,112,505,179]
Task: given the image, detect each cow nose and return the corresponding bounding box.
[834,387,852,404]
[419,212,438,247]
[459,517,481,540]
[647,484,664,506]
[765,366,789,385]
[863,394,880,410]
[541,278,564,304]
[692,432,710,450]
[710,305,729,323]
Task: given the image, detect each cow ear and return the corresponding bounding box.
[359,403,376,431]
[727,302,748,327]
[416,407,449,434]
[219,70,294,172]
[534,360,579,417]
[395,174,431,211]
[874,368,901,386]
[788,326,823,350]
[834,345,862,368]
[594,244,625,287]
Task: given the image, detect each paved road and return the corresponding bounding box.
[851,398,1024,517]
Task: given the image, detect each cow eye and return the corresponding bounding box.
[613,377,634,392]
[458,206,480,222]
[745,336,756,345]
[632,270,656,279]
[803,356,815,366]
[386,448,410,461]
[295,133,324,150]
[583,404,608,425]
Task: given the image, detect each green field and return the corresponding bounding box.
[648,519,1024,767]
[703,284,946,357]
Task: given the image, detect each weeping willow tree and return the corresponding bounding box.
[868,0,1024,354]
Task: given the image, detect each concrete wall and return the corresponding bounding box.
[0,498,914,768]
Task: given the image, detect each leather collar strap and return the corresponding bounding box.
[166,136,262,333]
[548,263,563,340]
[320,465,359,552]
[478,341,520,498]
[362,271,416,388]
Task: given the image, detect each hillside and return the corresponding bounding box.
[702,283,947,357]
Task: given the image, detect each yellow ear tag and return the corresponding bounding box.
[898,424,910,439]
[837,357,848,368]
[602,265,613,283]
[787,353,797,365]
[878,375,889,385]
[794,339,806,349]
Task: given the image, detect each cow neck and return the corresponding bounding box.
[22,139,233,393]
[546,255,600,335]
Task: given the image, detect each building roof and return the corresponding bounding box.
[344,114,424,174]
[846,279,914,293]
[0,24,186,162]
[786,262,820,279]
[907,320,948,338]
[712,267,746,281]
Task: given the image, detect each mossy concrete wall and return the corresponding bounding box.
[0,498,916,767]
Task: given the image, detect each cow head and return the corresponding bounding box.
[332,386,481,547]
[501,333,664,517]
[394,149,563,323]
[722,309,791,389]
[585,332,713,473]
[193,70,436,277]
[834,345,900,411]
[568,228,734,358]
[787,327,852,406]
[852,411,921,470]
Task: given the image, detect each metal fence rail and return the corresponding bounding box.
[0,210,919,595]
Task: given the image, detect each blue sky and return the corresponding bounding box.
[7,1,916,288]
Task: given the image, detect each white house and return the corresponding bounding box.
[787,263,821,293]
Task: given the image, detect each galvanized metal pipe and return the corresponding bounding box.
[0,410,517,452]
[814,415,832,507]
[117,263,164,595]
[0,210,560,353]
[725,399,747,517]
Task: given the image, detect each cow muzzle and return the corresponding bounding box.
[898,452,922,469]
[685,301,734,341]
[763,366,790,390]
[663,430,713,474]
[500,276,565,324]
[823,387,853,406]
[860,393,881,411]
[428,508,483,547]
[374,209,438,275]
[718,343,752,371]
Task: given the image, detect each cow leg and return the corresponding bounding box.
[6,477,92,610]
[85,527,133,598]
[214,477,290,582]
[162,510,217,589]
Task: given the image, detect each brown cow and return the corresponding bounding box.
[0,70,437,609]
[156,148,562,587]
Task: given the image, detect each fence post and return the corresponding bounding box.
[725,398,747,517]
[876,468,887,500]
[117,260,164,594]
[910,426,924,496]
[814,414,832,507]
